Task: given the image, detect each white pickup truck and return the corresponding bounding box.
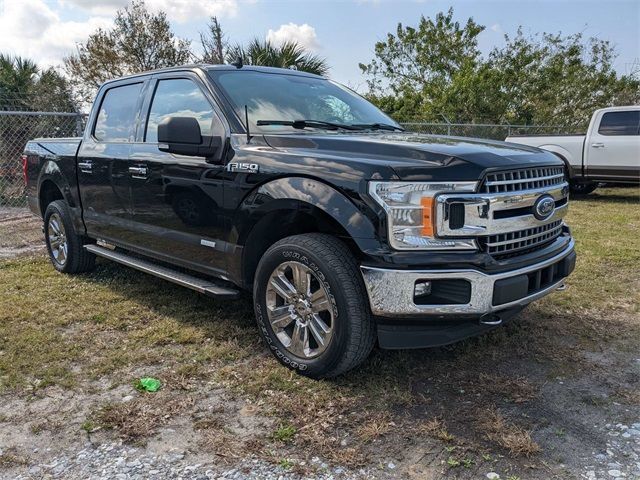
[506,106,640,194]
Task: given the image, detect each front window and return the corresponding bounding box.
[211,70,399,133]
[145,78,215,143]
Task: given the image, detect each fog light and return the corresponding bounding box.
[414,280,432,298]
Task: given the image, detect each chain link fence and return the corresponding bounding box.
[399,122,581,139]
[0,111,577,208]
[0,111,85,207]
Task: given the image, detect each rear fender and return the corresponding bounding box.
[537,145,580,178]
[38,161,84,233]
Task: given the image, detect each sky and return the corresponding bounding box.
[0,0,638,92]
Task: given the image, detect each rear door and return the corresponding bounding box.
[78,80,146,243]
[128,72,230,275]
[585,109,640,182]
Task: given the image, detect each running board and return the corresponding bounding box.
[84,244,240,298]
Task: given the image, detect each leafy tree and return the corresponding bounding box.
[64,0,191,104]
[488,30,640,128]
[360,9,640,127]
[0,55,77,201]
[226,38,329,75]
[199,16,226,64]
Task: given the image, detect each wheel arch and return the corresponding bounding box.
[37,160,76,214]
[38,179,64,217]
[538,146,577,179]
[232,177,382,289]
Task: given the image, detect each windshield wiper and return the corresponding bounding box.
[350,122,405,132]
[256,119,363,131]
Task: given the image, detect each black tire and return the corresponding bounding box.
[44,200,95,274]
[253,233,375,379]
[569,180,598,195]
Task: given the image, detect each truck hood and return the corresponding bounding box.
[263,132,563,181]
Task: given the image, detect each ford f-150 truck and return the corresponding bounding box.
[507,106,640,194]
[23,65,576,378]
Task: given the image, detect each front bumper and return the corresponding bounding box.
[361,239,576,318]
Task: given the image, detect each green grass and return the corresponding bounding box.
[0,187,638,471]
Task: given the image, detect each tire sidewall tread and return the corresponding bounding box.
[253,233,375,379]
[44,200,95,274]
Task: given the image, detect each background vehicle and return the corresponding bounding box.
[23,65,576,378]
[506,106,640,194]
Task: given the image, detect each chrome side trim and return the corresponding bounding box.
[435,183,569,237]
[360,239,574,317]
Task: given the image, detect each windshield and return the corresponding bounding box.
[211,70,400,133]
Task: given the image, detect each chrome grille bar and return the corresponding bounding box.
[481,220,564,257]
[436,165,569,259]
[481,166,565,193]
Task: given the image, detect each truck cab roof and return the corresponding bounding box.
[100,64,324,88]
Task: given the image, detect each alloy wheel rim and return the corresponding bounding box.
[265,261,334,359]
[48,213,68,266]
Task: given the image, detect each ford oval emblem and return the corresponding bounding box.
[533,194,555,220]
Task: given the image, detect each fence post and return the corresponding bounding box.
[75,114,84,137]
[440,114,451,136]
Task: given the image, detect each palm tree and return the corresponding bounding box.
[0,55,38,110]
[225,39,329,76]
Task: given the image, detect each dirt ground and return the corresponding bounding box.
[1,188,639,480]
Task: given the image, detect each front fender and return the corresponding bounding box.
[234,177,382,252]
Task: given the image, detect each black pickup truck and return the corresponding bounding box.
[24,64,576,378]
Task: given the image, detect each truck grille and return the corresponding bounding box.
[480,220,564,258]
[481,166,565,193]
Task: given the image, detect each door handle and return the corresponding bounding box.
[128,166,148,179]
[591,142,605,148]
[78,161,93,173]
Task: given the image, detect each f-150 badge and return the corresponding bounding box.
[227,162,259,173]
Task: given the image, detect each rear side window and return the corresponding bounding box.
[598,111,640,136]
[145,79,214,143]
[94,83,143,142]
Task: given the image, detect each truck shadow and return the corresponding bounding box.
[572,192,640,204]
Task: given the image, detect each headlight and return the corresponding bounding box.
[369,181,478,250]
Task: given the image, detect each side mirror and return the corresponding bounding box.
[157,116,222,159]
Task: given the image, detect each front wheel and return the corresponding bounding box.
[253,234,376,379]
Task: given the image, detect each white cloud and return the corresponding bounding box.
[266,23,320,51]
[59,0,239,23]
[0,0,113,67]
[490,23,503,33]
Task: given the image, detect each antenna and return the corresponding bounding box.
[244,105,251,144]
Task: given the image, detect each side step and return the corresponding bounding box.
[85,244,240,299]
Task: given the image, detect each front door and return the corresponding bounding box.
[78,81,144,244]
[585,109,640,182]
[128,75,229,275]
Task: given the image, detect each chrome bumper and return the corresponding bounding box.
[361,239,575,317]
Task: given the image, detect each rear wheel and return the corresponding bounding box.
[44,200,95,273]
[569,180,598,195]
[253,233,375,378]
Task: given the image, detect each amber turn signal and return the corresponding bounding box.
[420,197,434,236]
